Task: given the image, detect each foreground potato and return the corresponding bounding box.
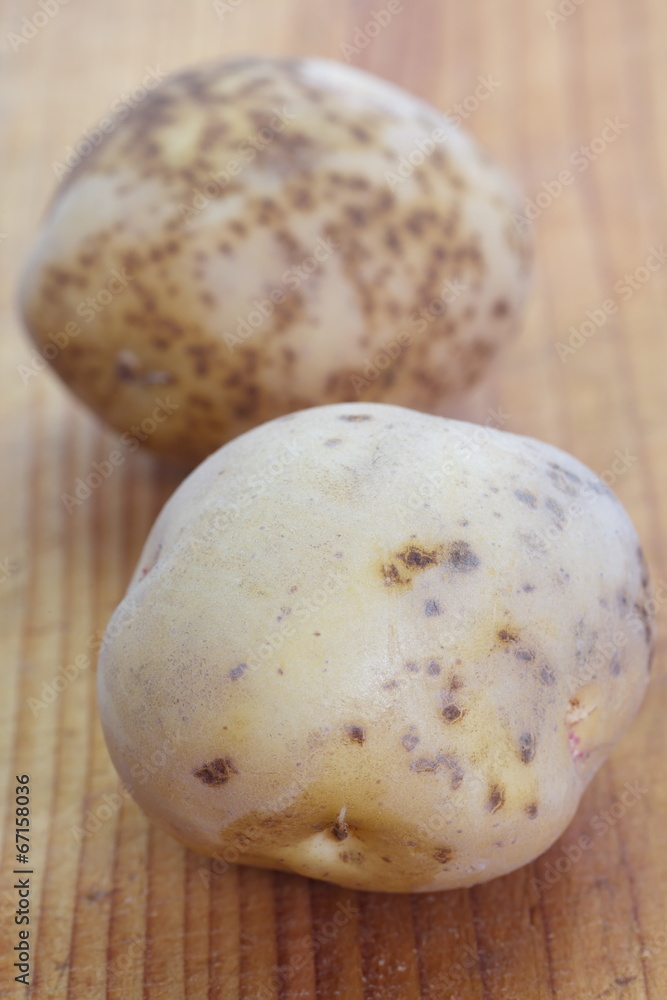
[98,403,653,892]
[21,58,531,462]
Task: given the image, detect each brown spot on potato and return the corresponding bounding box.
[540,663,556,685]
[447,540,480,570]
[382,563,402,586]
[520,531,548,555]
[487,785,505,812]
[518,732,537,763]
[401,728,420,751]
[525,803,538,819]
[346,725,365,744]
[451,767,464,790]
[634,602,653,646]
[349,124,372,142]
[433,846,454,865]
[442,704,464,723]
[194,757,238,786]
[339,851,364,865]
[410,752,457,774]
[498,628,519,643]
[398,545,440,569]
[545,497,565,527]
[514,489,537,507]
[637,546,650,589]
[115,349,140,381]
[548,463,580,496]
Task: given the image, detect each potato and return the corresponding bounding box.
[20,57,531,463]
[97,402,653,892]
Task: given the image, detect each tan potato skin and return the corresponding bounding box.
[20,57,531,463]
[97,403,653,892]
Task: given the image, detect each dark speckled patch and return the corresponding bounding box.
[401,727,420,751]
[514,489,537,507]
[518,731,537,763]
[398,545,441,569]
[487,785,505,812]
[442,704,464,723]
[410,752,458,774]
[498,628,519,644]
[447,540,480,570]
[193,757,238,786]
[23,55,532,464]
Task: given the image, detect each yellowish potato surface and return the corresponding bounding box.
[98,403,653,892]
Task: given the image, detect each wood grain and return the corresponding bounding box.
[1,0,666,997]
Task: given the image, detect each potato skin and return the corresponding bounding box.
[21,58,531,462]
[97,402,653,892]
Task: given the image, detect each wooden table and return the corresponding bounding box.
[1,0,666,996]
